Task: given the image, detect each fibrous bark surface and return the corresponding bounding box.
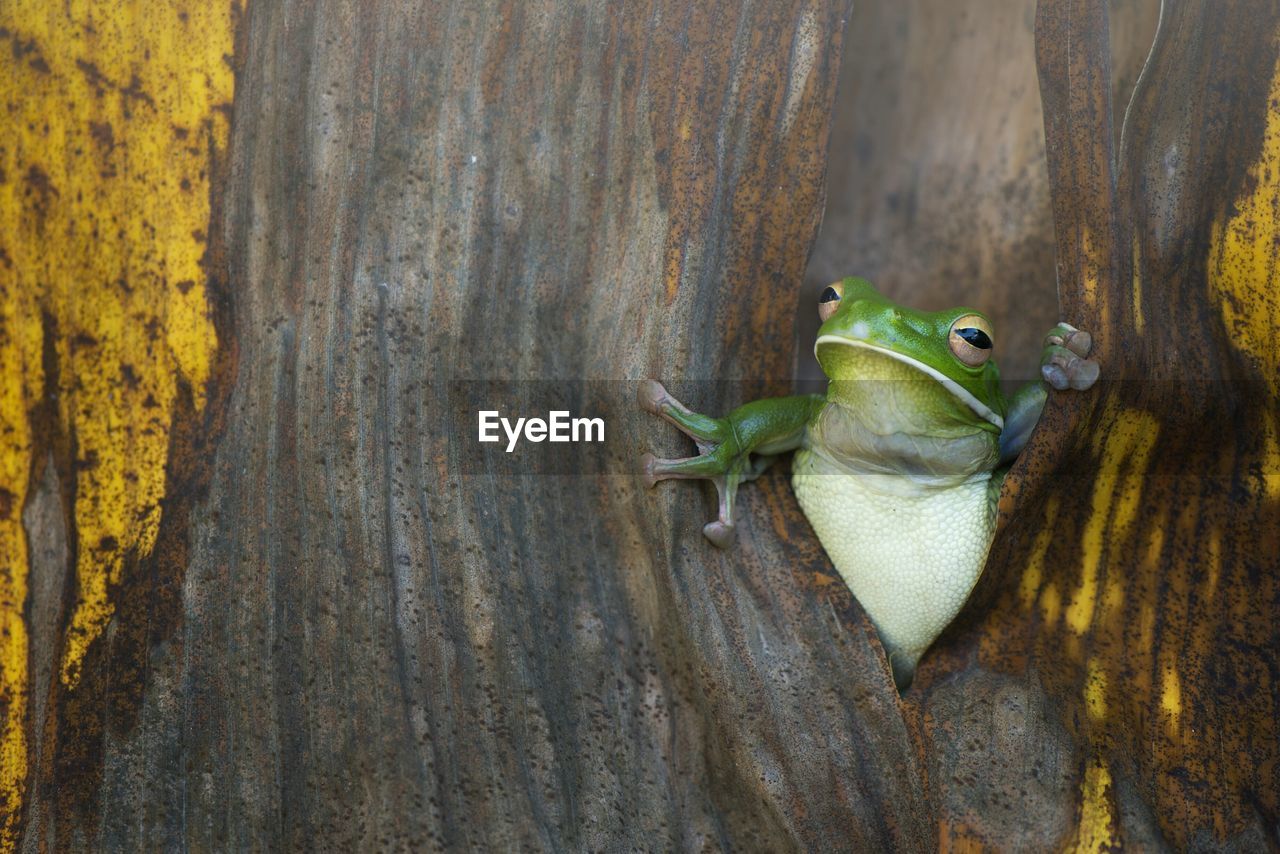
[2,1,1277,851]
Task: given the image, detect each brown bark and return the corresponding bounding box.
[10,0,1280,850]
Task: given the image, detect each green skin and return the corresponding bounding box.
[641,276,1098,687]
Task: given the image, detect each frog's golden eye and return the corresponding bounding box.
[818,282,844,322]
[949,315,994,367]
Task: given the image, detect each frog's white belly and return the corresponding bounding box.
[792,447,996,670]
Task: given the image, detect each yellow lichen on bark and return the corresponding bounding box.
[1018,494,1059,608]
[1072,756,1118,852]
[1210,57,1280,374]
[0,1,236,846]
[1210,57,1280,499]
[1084,657,1107,723]
[1067,404,1159,635]
[0,275,41,851]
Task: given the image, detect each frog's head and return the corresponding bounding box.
[814,277,1005,431]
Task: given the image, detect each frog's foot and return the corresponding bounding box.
[640,454,737,546]
[639,379,754,549]
[1041,322,1100,391]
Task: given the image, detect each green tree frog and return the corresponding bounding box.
[640,277,1099,687]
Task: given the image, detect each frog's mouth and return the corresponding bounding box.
[815,336,1004,430]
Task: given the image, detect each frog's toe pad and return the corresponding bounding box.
[1068,358,1100,390]
[1042,352,1100,391]
[640,453,662,488]
[702,520,736,549]
[1046,322,1093,358]
[638,379,671,415]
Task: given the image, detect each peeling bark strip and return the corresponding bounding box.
[9,0,879,849]
[199,0,900,848]
[945,0,1280,848]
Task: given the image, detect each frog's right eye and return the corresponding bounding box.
[949,314,994,367]
[818,282,844,322]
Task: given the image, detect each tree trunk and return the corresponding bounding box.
[1,0,1276,850]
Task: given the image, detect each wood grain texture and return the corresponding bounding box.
[15,0,921,849]
[196,1,922,849]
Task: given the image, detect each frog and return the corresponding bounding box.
[639,277,1099,688]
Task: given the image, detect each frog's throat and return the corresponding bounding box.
[814,336,1004,431]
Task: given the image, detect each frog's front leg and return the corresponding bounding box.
[999,322,1101,463]
[639,379,822,548]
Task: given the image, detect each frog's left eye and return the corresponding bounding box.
[818,282,844,322]
[949,315,994,367]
